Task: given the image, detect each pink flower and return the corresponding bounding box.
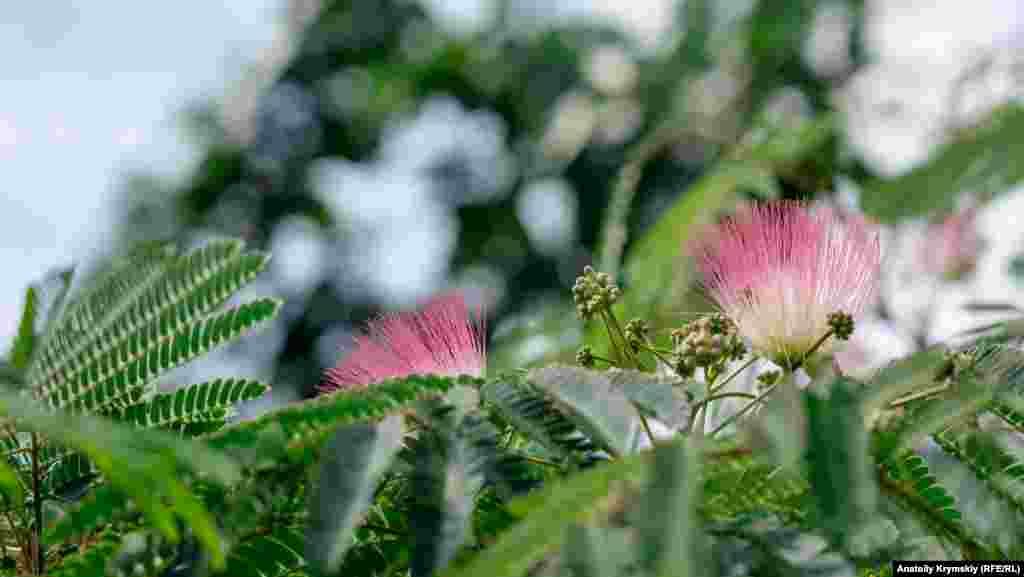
[918,207,983,281]
[320,292,486,392]
[690,201,881,369]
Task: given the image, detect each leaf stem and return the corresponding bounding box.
[888,383,950,408]
[708,378,781,438]
[708,357,757,395]
[637,411,658,448]
[30,433,42,575]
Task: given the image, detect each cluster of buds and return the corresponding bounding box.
[826,311,855,341]
[623,318,650,352]
[668,313,747,379]
[937,349,976,382]
[576,345,596,368]
[572,266,622,321]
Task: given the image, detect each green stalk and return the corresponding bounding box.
[708,371,790,438]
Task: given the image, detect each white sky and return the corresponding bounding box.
[0,1,280,346]
[1,0,1023,357]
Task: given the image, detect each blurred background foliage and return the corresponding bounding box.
[109,0,1022,406]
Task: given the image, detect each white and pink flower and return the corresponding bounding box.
[918,206,983,282]
[321,292,486,391]
[690,201,881,369]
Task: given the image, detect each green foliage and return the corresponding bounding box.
[441,447,649,577]
[803,379,877,550]
[527,366,645,458]
[0,388,241,569]
[632,441,699,577]
[862,104,1024,222]
[106,378,268,432]
[480,376,606,466]
[13,0,1024,573]
[0,237,280,575]
[208,374,465,458]
[306,415,405,574]
[223,524,307,577]
[10,286,38,375]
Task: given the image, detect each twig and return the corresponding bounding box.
[30,433,42,575]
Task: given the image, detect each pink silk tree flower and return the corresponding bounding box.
[320,292,486,392]
[918,207,983,282]
[690,201,881,370]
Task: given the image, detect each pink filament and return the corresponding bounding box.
[690,201,880,363]
[320,292,486,392]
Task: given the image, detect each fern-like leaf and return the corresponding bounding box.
[106,378,269,430]
[58,298,280,412]
[0,389,241,570]
[207,374,465,462]
[876,449,1000,558]
[28,241,179,390]
[10,286,39,374]
[32,241,269,409]
[480,378,605,467]
[220,525,307,577]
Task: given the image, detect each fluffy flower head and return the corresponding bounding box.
[321,292,486,392]
[690,201,880,368]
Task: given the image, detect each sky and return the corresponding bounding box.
[1,0,1023,361]
[0,1,281,345]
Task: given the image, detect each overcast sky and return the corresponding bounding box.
[1,0,1022,354]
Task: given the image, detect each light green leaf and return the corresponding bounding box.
[605,368,692,430]
[633,440,699,577]
[803,378,878,550]
[9,285,38,374]
[527,366,642,457]
[862,103,1024,222]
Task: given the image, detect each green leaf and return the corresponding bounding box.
[862,103,1024,222]
[862,347,948,415]
[306,414,405,574]
[207,374,462,462]
[441,447,650,577]
[31,240,270,408]
[407,411,485,577]
[46,484,121,544]
[560,525,628,577]
[9,285,38,373]
[107,378,269,430]
[28,241,179,389]
[0,462,21,503]
[748,0,818,116]
[0,389,240,569]
[480,376,604,465]
[527,366,642,457]
[633,440,699,577]
[221,525,306,577]
[605,368,692,430]
[59,298,281,412]
[803,378,878,550]
[49,529,122,577]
